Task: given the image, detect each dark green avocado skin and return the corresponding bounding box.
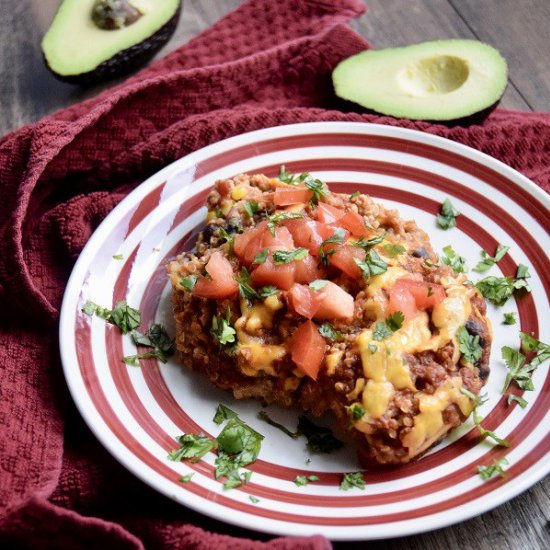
[45,2,182,86]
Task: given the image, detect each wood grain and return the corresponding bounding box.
[0,1,548,548]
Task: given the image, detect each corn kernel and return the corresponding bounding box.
[231,185,248,201]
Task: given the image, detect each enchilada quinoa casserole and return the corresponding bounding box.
[167,172,492,466]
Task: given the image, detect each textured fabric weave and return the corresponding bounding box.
[0,0,548,548]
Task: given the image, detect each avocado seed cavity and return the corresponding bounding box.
[92,0,142,30]
[397,56,469,97]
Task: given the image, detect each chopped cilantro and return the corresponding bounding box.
[179,473,194,483]
[249,495,260,503]
[501,346,533,392]
[112,254,124,260]
[350,191,361,199]
[427,286,434,297]
[109,301,142,334]
[516,264,530,279]
[222,470,252,491]
[267,212,304,235]
[272,248,309,264]
[258,285,279,298]
[501,332,549,397]
[372,311,404,341]
[367,343,377,353]
[318,322,343,341]
[257,411,299,439]
[473,244,509,273]
[244,200,259,218]
[235,267,260,301]
[218,227,235,252]
[168,434,217,462]
[215,417,264,482]
[294,474,320,487]
[318,228,346,266]
[382,243,406,258]
[211,308,237,347]
[297,416,343,454]
[457,326,483,365]
[460,389,509,447]
[82,301,111,319]
[349,404,366,420]
[122,323,174,366]
[386,311,404,332]
[123,350,168,366]
[309,279,329,291]
[253,248,268,264]
[180,274,198,291]
[475,275,529,306]
[170,408,264,491]
[474,408,510,447]
[278,166,309,185]
[520,332,550,368]
[477,457,508,481]
[303,175,328,204]
[502,312,517,325]
[354,249,388,279]
[441,245,468,273]
[82,300,141,335]
[352,233,385,251]
[340,472,365,491]
[132,324,173,353]
[372,321,394,341]
[214,404,239,425]
[436,198,459,230]
[507,394,528,408]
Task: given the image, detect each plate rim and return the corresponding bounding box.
[59,121,550,540]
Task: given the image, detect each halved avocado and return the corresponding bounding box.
[42,0,182,85]
[333,40,508,121]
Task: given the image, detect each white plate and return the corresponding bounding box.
[59,122,550,540]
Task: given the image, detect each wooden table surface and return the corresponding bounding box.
[1,1,548,548]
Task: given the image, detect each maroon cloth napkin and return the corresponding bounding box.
[0,0,549,548]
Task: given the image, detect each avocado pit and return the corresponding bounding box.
[92,0,142,30]
[398,55,469,97]
[42,0,182,84]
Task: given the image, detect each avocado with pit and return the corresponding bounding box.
[42,0,182,85]
[333,40,508,121]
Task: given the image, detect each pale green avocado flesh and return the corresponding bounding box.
[333,40,508,121]
[42,0,180,81]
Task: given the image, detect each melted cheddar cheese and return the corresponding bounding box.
[235,295,286,376]
[355,273,476,453]
[401,377,474,457]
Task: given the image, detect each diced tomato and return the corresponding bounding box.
[251,256,296,290]
[397,278,446,309]
[294,254,325,284]
[388,283,418,321]
[260,225,294,250]
[274,187,313,206]
[236,222,295,266]
[288,283,325,319]
[315,222,348,241]
[338,210,369,237]
[284,219,325,255]
[329,245,365,279]
[234,221,266,260]
[313,281,354,321]
[288,320,326,380]
[193,251,238,299]
[316,203,345,224]
[388,277,446,321]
